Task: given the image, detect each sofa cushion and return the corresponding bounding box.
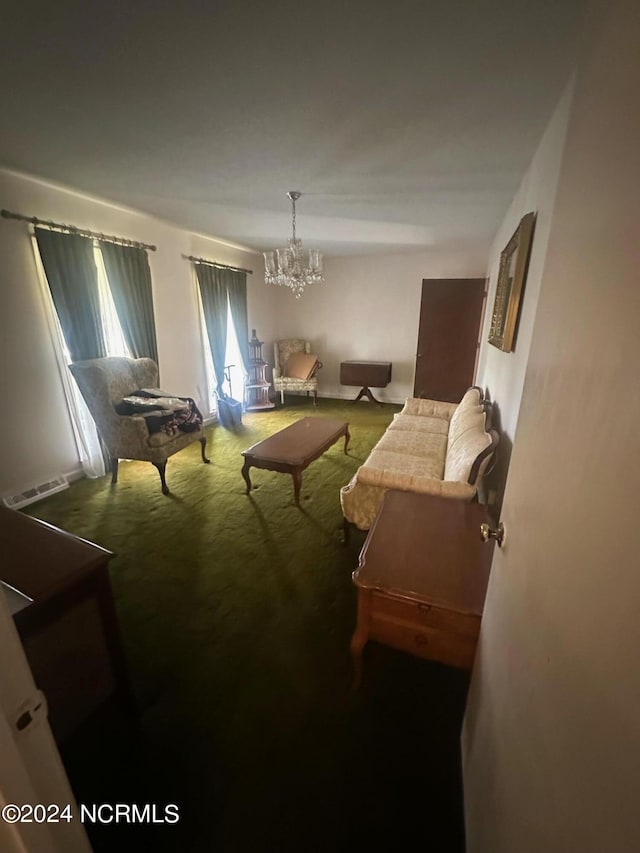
[377,429,448,466]
[400,397,458,420]
[388,413,450,436]
[361,446,446,483]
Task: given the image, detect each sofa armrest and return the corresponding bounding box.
[273,367,282,380]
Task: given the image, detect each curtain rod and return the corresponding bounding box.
[184,254,253,275]
[1,208,157,251]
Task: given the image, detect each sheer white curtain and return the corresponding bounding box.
[198,289,246,415]
[32,236,130,479]
[94,246,130,357]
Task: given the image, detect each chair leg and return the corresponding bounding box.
[110,458,119,484]
[313,389,317,407]
[200,436,210,464]
[153,461,170,495]
[281,389,284,405]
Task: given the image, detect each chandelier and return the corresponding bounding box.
[263,191,324,298]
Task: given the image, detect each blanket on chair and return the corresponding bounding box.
[115,389,203,437]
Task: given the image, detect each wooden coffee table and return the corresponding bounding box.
[241,417,350,504]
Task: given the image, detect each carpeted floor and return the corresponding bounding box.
[27,397,469,852]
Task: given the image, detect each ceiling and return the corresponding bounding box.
[0,0,586,256]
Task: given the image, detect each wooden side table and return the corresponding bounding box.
[340,360,392,404]
[351,491,493,687]
[0,507,133,742]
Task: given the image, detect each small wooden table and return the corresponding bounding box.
[241,417,350,504]
[340,360,392,405]
[351,490,493,687]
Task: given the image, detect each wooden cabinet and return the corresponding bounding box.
[0,507,132,743]
[351,490,493,686]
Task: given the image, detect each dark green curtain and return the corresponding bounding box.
[226,269,249,373]
[35,228,106,362]
[195,264,228,393]
[101,242,158,363]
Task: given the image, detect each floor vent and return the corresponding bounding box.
[3,476,69,510]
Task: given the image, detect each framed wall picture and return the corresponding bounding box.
[488,211,536,352]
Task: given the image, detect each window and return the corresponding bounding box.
[201,294,246,414]
[32,237,131,477]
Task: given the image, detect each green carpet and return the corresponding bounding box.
[26,397,469,853]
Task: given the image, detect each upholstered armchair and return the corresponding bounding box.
[273,339,322,405]
[69,356,209,494]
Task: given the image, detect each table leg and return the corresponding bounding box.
[241,459,253,494]
[351,590,371,689]
[292,468,303,505]
[95,568,136,717]
[352,386,383,405]
[343,426,351,454]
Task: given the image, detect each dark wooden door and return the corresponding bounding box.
[413,278,486,402]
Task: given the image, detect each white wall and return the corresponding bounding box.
[476,80,573,440]
[473,81,573,510]
[272,247,488,403]
[0,168,265,497]
[463,1,640,849]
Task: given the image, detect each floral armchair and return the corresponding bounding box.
[69,356,209,494]
[273,339,322,405]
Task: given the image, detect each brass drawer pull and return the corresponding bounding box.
[417,603,432,618]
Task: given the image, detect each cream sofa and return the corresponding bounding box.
[340,386,498,536]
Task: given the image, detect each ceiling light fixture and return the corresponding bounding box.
[263,191,324,298]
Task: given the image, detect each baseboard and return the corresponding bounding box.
[315,391,406,406]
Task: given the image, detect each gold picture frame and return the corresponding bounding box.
[488,211,536,352]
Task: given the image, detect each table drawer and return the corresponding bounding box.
[369,614,478,669]
[371,591,479,640]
